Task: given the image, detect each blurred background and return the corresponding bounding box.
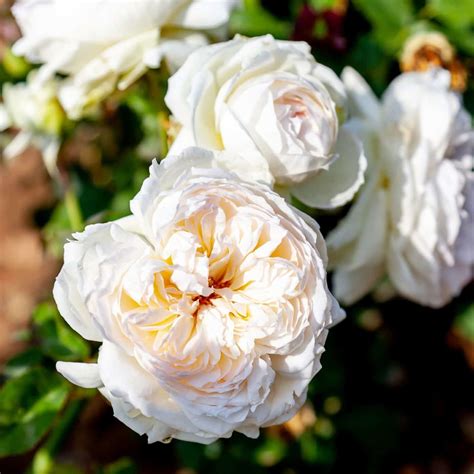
[0,0,473,473]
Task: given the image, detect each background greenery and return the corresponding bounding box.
[0,0,473,473]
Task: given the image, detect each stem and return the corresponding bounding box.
[31,398,86,474]
[64,186,84,231]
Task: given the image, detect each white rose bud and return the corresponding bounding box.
[12,0,239,119]
[54,147,344,444]
[327,68,474,308]
[0,71,64,175]
[166,35,367,209]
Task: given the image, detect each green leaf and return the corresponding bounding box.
[43,202,73,259]
[309,0,337,11]
[428,0,474,29]
[33,302,90,362]
[352,0,415,52]
[443,25,474,55]
[2,48,31,79]
[230,7,292,39]
[4,348,44,378]
[0,368,70,457]
[102,458,137,474]
[348,34,390,96]
[453,303,474,342]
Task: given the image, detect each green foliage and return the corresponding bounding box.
[255,437,287,467]
[309,0,338,11]
[300,431,336,465]
[101,458,137,474]
[453,303,474,342]
[2,47,31,79]
[349,35,390,96]
[428,0,474,29]
[0,368,69,457]
[352,0,415,52]
[230,1,292,38]
[426,0,474,54]
[4,348,44,378]
[32,302,90,362]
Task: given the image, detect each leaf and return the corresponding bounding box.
[453,303,474,342]
[352,0,415,52]
[2,48,31,79]
[33,302,90,362]
[42,201,72,254]
[0,368,70,457]
[102,458,137,474]
[428,0,474,29]
[230,7,292,39]
[309,0,337,11]
[3,348,44,378]
[442,25,474,55]
[348,34,390,96]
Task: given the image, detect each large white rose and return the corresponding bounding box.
[0,71,64,175]
[327,68,474,308]
[12,0,239,119]
[54,147,344,444]
[165,34,366,208]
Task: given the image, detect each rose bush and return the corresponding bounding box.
[54,147,344,444]
[327,68,474,307]
[165,34,366,208]
[12,0,238,119]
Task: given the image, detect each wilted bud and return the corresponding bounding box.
[400,31,467,92]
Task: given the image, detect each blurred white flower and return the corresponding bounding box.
[12,0,239,119]
[0,71,64,175]
[165,34,366,208]
[54,147,344,444]
[327,68,474,308]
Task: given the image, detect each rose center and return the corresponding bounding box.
[275,95,309,119]
[192,277,229,315]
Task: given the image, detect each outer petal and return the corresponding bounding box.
[56,362,102,388]
[333,264,385,305]
[3,131,32,161]
[169,0,239,30]
[98,341,220,442]
[57,30,157,119]
[53,216,146,345]
[0,104,11,131]
[341,66,381,122]
[144,32,208,72]
[131,147,273,236]
[53,256,103,343]
[290,128,367,208]
[327,167,389,304]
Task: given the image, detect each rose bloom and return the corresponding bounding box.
[327,68,473,308]
[54,147,344,443]
[12,0,238,119]
[0,71,64,175]
[165,35,366,209]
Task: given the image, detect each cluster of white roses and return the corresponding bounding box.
[2,0,472,445]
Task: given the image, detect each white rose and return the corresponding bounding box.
[327,67,474,308]
[165,34,367,209]
[0,71,64,175]
[54,147,344,444]
[12,0,239,119]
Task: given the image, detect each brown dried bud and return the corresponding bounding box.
[400,32,467,92]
